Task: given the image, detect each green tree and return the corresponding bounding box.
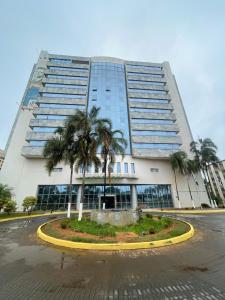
[4,200,16,215]
[97,122,127,204]
[190,138,219,205]
[71,107,110,215]
[43,125,79,218]
[170,151,187,208]
[0,184,13,210]
[23,196,37,214]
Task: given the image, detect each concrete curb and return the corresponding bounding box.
[37,219,194,251]
[145,209,225,214]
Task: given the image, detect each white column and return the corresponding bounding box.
[132,185,138,209]
[76,185,82,210]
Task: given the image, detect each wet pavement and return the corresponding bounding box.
[0,213,225,299]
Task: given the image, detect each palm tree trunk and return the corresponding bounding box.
[67,164,73,218]
[78,165,86,221]
[202,168,212,206]
[103,156,107,202]
[186,175,195,208]
[191,171,199,207]
[173,169,181,208]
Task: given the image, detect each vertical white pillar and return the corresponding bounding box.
[76,185,82,210]
[132,185,137,209]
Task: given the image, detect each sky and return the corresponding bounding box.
[0,0,224,158]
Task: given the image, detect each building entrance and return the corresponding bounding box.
[101,196,116,209]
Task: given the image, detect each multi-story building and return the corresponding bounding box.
[0,51,210,210]
[207,160,225,205]
[0,149,4,170]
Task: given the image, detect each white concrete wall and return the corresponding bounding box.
[0,109,209,211]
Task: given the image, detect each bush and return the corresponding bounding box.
[23,196,37,213]
[3,200,16,215]
[0,184,13,210]
[148,226,156,234]
[162,218,172,228]
[146,213,153,219]
[201,203,211,209]
[60,218,70,229]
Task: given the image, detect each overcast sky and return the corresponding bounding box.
[0,0,224,158]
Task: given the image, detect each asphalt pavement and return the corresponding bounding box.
[0,213,225,300]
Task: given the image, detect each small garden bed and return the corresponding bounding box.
[42,214,190,244]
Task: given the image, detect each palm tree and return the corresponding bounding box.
[97,123,127,206]
[170,151,187,208]
[43,126,79,218]
[190,138,219,204]
[69,106,111,215]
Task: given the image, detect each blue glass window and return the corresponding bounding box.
[129,98,169,104]
[128,80,165,86]
[131,119,174,124]
[50,58,72,64]
[129,89,167,94]
[48,66,88,72]
[88,62,131,154]
[117,162,121,173]
[22,87,40,106]
[29,141,46,147]
[33,127,58,132]
[132,130,177,136]
[136,185,173,208]
[132,143,180,150]
[39,103,85,109]
[124,163,128,173]
[46,74,88,80]
[36,184,78,210]
[42,93,86,98]
[130,108,171,113]
[36,115,68,120]
[44,83,87,89]
[127,64,162,71]
[127,72,163,78]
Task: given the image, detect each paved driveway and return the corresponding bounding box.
[0,213,225,299]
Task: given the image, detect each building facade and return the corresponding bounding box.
[0,51,210,210]
[207,160,225,205]
[0,149,4,170]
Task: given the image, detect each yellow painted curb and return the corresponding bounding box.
[146,209,225,214]
[0,210,91,223]
[37,219,194,251]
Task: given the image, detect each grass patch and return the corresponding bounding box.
[70,236,117,244]
[41,215,190,244]
[68,215,174,237]
[43,223,64,239]
[0,211,47,219]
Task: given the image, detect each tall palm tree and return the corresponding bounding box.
[43,126,79,218]
[170,151,187,208]
[190,138,219,204]
[69,106,111,213]
[97,123,127,205]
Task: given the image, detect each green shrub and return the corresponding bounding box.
[162,218,172,228]
[149,226,156,234]
[0,184,13,210]
[3,200,16,215]
[60,218,70,229]
[23,196,37,213]
[146,213,153,219]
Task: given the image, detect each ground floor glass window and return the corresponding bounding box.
[136,185,173,208]
[36,185,78,210]
[83,185,131,209]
